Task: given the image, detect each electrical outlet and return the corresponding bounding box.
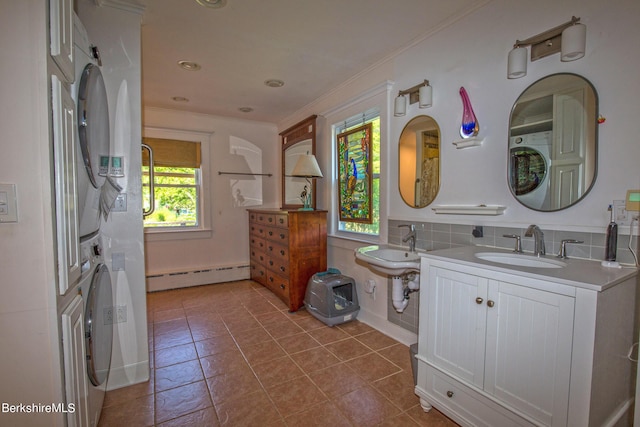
[116,305,127,323]
[613,200,632,226]
[104,307,114,325]
[112,193,127,212]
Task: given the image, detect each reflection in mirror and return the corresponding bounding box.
[509,73,597,211]
[283,139,312,206]
[281,115,317,210]
[399,115,440,208]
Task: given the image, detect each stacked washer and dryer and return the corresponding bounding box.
[71,13,115,426]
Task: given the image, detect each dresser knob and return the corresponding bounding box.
[280,266,285,272]
[280,233,285,239]
[280,284,285,289]
[280,250,285,256]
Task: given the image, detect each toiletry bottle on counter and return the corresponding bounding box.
[604,204,619,266]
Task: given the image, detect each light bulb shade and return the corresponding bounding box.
[419,84,432,108]
[291,154,323,178]
[394,95,406,116]
[561,23,586,61]
[507,46,528,79]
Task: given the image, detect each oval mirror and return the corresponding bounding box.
[399,115,440,208]
[509,73,598,211]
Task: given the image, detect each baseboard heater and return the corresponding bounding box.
[146,264,250,292]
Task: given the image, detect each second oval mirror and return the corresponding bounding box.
[509,73,598,211]
[399,115,440,208]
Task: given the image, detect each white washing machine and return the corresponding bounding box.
[73,14,111,239]
[509,131,553,210]
[77,234,113,427]
[72,14,113,426]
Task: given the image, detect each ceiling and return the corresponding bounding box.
[141,0,487,124]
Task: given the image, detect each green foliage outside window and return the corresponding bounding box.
[143,166,199,227]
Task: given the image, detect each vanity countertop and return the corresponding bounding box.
[420,246,638,292]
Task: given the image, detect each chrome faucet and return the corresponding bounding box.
[398,224,416,252]
[525,224,545,256]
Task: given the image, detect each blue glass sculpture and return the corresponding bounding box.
[459,87,479,138]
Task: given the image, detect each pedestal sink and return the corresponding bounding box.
[355,245,420,276]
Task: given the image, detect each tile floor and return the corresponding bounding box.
[98,280,458,426]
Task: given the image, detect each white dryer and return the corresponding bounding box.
[73,14,111,239]
[509,131,553,211]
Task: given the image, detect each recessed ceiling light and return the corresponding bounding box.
[195,0,227,8]
[177,60,201,71]
[172,96,189,102]
[264,79,285,88]
[238,107,254,113]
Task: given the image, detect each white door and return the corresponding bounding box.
[61,295,89,427]
[52,74,81,294]
[484,280,574,426]
[426,266,488,388]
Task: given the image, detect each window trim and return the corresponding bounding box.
[142,127,212,240]
[318,80,393,245]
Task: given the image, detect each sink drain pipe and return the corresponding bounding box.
[392,273,420,313]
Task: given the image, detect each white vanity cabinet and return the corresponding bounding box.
[415,247,638,427]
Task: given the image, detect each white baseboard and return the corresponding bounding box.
[146,264,250,292]
[106,360,150,391]
[357,307,418,347]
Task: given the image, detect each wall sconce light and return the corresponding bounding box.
[394,80,432,116]
[507,16,586,79]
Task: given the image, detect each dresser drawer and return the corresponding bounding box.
[249,222,266,237]
[266,242,289,261]
[250,262,266,286]
[266,271,289,301]
[266,256,288,277]
[250,247,266,265]
[264,225,289,243]
[272,213,288,228]
[250,235,266,251]
[255,212,274,225]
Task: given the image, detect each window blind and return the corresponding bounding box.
[335,107,380,134]
[142,137,201,168]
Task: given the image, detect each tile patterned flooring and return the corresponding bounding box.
[98,280,458,426]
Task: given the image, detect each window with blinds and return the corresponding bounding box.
[142,137,202,228]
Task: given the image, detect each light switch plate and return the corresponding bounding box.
[0,183,18,223]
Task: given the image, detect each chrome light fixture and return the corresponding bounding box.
[291,153,323,210]
[394,80,432,117]
[507,16,586,79]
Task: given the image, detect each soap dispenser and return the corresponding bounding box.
[602,204,620,268]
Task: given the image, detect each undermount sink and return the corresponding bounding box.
[355,245,420,276]
[475,252,567,269]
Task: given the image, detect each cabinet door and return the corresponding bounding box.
[484,280,574,426]
[49,0,74,82]
[61,295,89,427]
[52,75,81,294]
[426,267,488,388]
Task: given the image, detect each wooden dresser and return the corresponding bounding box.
[248,209,327,311]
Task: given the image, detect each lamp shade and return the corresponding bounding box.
[291,153,323,178]
[419,84,432,108]
[394,95,406,117]
[561,23,586,61]
[508,46,528,79]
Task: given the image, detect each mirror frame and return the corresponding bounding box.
[508,73,598,212]
[281,115,317,210]
[398,115,441,208]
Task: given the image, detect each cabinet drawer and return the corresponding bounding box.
[266,271,289,301]
[255,212,274,225]
[424,367,534,427]
[272,213,288,228]
[250,235,266,251]
[266,256,288,277]
[249,222,266,237]
[250,262,266,286]
[266,242,289,262]
[264,226,289,243]
[250,248,267,265]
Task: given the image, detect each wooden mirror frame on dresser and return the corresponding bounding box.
[280,115,317,210]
